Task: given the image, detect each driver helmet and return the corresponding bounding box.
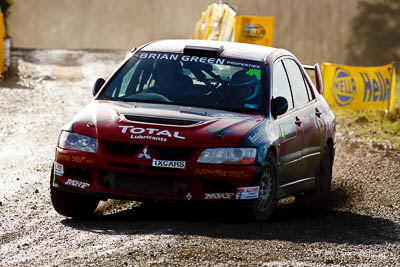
[228,69,260,102]
[153,59,183,88]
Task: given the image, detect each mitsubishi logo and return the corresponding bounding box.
[138,146,151,159]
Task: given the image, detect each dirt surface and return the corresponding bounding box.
[0,50,399,266]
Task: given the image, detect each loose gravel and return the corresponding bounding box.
[0,50,399,266]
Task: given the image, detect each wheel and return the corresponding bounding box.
[51,187,100,218]
[251,151,279,221]
[310,144,332,200]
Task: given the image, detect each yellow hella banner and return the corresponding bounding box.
[321,62,396,111]
[234,16,274,46]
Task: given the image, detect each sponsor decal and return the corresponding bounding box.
[211,113,255,121]
[65,178,90,189]
[194,168,246,178]
[119,125,185,142]
[185,192,192,200]
[207,129,234,135]
[138,146,151,159]
[54,163,64,176]
[248,126,265,144]
[242,23,265,40]
[279,120,297,142]
[204,193,234,200]
[236,186,259,200]
[152,159,186,169]
[246,69,261,78]
[137,52,263,69]
[333,67,356,106]
[224,61,261,69]
[322,63,396,111]
[138,52,225,65]
[57,153,93,164]
[360,70,391,103]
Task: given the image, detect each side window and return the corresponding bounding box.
[305,77,315,100]
[283,59,310,107]
[272,60,294,111]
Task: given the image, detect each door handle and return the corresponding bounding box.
[315,108,322,118]
[295,116,302,126]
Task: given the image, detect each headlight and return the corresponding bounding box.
[197,148,256,165]
[58,131,97,153]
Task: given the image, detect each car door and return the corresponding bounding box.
[272,60,304,186]
[283,58,324,181]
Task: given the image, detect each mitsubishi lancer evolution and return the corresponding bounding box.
[50,39,335,221]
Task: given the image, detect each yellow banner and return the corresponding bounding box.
[234,16,274,46]
[321,63,396,111]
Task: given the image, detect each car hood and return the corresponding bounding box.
[65,100,265,147]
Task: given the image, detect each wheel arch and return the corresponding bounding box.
[326,137,335,167]
[266,144,277,160]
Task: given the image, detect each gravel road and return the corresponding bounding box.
[0,50,399,266]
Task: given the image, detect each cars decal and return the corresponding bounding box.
[152,159,186,169]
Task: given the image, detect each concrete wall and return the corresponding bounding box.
[8,0,359,64]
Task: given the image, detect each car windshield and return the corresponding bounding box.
[98,52,267,112]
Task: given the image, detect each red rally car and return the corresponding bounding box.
[50,39,336,221]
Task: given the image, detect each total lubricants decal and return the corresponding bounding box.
[119,125,185,142]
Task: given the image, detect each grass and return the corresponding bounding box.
[333,80,400,149]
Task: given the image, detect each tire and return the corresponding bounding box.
[310,144,332,200]
[251,151,279,221]
[51,187,100,218]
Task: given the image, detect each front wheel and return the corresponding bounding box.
[251,151,279,221]
[51,187,100,218]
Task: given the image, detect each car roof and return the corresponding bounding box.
[138,39,292,63]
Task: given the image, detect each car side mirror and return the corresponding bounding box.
[271,96,288,118]
[93,78,105,96]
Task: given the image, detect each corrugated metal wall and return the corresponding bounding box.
[9,0,359,64]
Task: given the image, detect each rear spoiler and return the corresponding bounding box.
[303,64,324,94]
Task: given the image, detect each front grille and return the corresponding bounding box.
[100,140,142,157]
[100,139,196,161]
[202,179,236,193]
[154,147,194,160]
[108,162,141,169]
[64,168,91,182]
[124,114,202,126]
[99,171,191,195]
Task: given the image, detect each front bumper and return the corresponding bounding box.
[51,147,262,202]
